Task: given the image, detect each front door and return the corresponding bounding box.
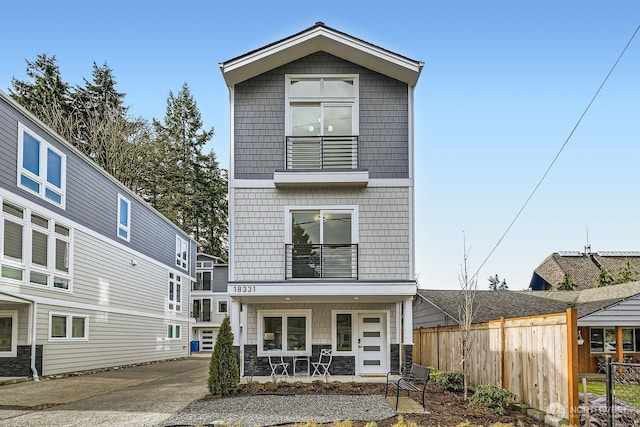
[200,329,216,351]
[357,313,386,374]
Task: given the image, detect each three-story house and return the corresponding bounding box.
[220,23,422,376]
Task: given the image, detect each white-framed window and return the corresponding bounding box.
[17,123,66,207]
[333,312,354,354]
[167,323,181,339]
[285,206,358,279]
[0,311,18,357]
[175,236,188,270]
[168,272,182,312]
[49,312,88,341]
[258,309,312,356]
[285,75,359,169]
[194,270,212,291]
[217,300,228,314]
[117,194,131,241]
[192,298,211,322]
[1,199,72,290]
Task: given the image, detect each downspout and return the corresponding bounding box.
[30,300,39,381]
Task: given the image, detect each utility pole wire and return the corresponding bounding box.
[472,23,640,281]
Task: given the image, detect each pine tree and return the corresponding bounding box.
[596,268,615,287]
[557,273,576,291]
[488,274,508,291]
[208,316,239,395]
[614,259,637,285]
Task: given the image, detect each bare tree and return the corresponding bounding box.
[458,233,478,399]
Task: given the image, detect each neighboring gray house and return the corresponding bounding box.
[220,22,423,376]
[190,253,228,352]
[0,91,196,378]
[530,249,640,291]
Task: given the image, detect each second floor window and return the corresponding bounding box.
[168,272,181,312]
[194,271,212,291]
[117,194,131,241]
[176,236,188,270]
[18,124,66,207]
[1,200,72,290]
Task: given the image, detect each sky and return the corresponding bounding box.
[1,1,639,291]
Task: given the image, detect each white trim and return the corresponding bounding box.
[0,189,195,282]
[217,299,229,314]
[273,170,369,187]
[117,194,131,242]
[48,311,89,341]
[331,311,355,356]
[231,178,412,188]
[167,323,182,340]
[0,310,18,357]
[16,123,67,209]
[257,308,312,357]
[408,85,416,280]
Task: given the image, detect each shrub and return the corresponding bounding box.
[469,385,518,415]
[208,316,239,395]
[430,369,464,392]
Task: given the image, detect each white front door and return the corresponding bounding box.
[200,329,217,351]
[357,313,386,374]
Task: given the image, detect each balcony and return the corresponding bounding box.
[274,136,368,187]
[285,243,358,280]
[190,311,212,322]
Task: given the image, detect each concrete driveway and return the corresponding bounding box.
[0,357,210,427]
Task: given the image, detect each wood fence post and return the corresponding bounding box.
[567,308,579,427]
[500,317,506,389]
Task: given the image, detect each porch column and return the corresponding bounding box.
[403,297,413,344]
[231,299,241,346]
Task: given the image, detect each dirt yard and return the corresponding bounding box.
[230,381,544,427]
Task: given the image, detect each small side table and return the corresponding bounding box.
[292,355,310,376]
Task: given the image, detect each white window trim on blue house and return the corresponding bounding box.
[117,194,131,242]
[17,123,67,208]
[176,236,188,270]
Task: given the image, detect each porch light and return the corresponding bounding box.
[577,330,584,346]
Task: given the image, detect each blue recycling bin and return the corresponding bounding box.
[190,340,199,352]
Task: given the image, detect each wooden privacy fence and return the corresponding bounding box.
[413,308,579,425]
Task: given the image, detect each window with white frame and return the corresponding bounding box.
[192,298,211,322]
[175,236,188,270]
[285,76,359,169]
[117,194,131,241]
[286,207,358,279]
[334,312,353,352]
[17,123,66,207]
[167,323,181,339]
[259,310,311,354]
[49,312,88,340]
[217,300,228,314]
[1,199,72,290]
[168,272,181,311]
[0,311,18,357]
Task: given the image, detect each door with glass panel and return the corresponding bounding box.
[290,210,356,279]
[357,313,386,374]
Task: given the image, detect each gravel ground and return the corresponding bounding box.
[159,394,396,427]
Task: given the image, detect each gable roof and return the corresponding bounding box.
[416,281,640,324]
[219,22,424,87]
[530,251,640,291]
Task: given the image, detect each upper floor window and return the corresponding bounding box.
[168,272,181,312]
[17,123,66,207]
[194,271,212,291]
[117,194,131,241]
[285,206,358,279]
[176,236,188,270]
[285,76,359,170]
[1,199,72,290]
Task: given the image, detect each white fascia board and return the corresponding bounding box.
[231,178,412,188]
[228,281,417,298]
[220,28,422,87]
[273,170,369,187]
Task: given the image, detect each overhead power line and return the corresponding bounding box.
[472,23,640,281]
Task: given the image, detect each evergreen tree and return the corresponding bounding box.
[208,316,239,395]
[488,274,508,291]
[557,273,576,291]
[614,259,637,284]
[596,268,615,287]
[10,54,76,142]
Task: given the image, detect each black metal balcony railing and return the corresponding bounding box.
[192,281,212,291]
[190,311,212,322]
[285,243,358,280]
[285,136,359,170]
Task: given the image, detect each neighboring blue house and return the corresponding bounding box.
[219,22,423,376]
[0,91,196,378]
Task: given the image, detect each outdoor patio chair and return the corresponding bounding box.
[311,349,332,379]
[268,355,289,381]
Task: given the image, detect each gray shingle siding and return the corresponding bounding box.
[234,52,409,179]
[0,97,192,275]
